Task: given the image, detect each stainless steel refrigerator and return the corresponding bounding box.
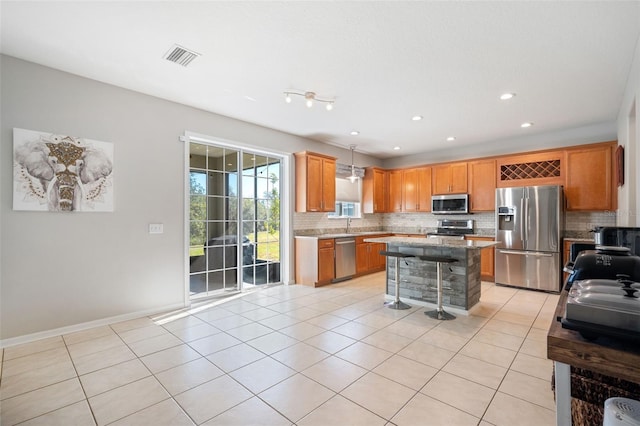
[495,185,564,292]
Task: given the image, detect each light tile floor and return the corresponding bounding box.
[0,273,559,425]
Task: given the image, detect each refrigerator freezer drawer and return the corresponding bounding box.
[495,249,561,292]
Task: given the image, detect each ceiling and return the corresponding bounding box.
[1,1,639,159]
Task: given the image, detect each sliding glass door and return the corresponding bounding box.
[188,142,282,299]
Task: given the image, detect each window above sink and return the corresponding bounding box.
[328,177,362,219]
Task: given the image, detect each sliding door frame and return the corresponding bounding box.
[183,131,292,304]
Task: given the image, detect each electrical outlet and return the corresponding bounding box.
[149,223,164,234]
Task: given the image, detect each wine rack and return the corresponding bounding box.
[500,159,561,182]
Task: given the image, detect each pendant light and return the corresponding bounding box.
[348,145,359,183]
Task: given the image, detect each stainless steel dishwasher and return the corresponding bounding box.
[334,237,356,282]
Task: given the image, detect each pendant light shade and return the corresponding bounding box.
[348,145,359,183]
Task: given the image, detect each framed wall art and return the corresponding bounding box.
[13,128,114,212]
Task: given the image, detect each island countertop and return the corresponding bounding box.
[364,236,499,249]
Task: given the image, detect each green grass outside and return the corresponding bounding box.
[189,231,280,261]
[190,246,204,257]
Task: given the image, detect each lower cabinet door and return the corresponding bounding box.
[356,243,369,275]
[318,247,335,283]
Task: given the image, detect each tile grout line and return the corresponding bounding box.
[1,276,560,426]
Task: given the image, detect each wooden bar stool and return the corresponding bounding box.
[380,250,415,310]
[417,255,458,320]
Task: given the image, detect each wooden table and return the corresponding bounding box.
[547,290,640,425]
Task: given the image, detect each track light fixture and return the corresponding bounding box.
[283,90,334,111]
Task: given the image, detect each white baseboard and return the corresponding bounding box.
[0,302,187,349]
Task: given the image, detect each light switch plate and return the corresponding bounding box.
[149,223,164,234]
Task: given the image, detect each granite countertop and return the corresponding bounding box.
[363,236,499,249]
[295,231,496,240]
[295,231,391,240]
[563,237,595,242]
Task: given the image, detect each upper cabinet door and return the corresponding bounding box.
[294,151,337,212]
[389,170,403,212]
[565,143,616,211]
[416,167,432,211]
[363,167,388,213]
[306,155,324,212]
[432,165,451,195]
[468,160,496,211]
[322,158,336,212]
[402,168,418,212]
[432,162,467,194]
[449,162,468,194]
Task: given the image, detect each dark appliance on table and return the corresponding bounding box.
[561,245,640,341]
[426,219,474,241]
[495,185,564,292]
[592,226,640,256]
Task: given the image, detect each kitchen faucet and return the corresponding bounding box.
[346,217,352,233]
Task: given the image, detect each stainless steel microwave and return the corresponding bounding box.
[431,194,469,214]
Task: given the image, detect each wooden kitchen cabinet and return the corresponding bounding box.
[388,167,432,212]
[388,170,403,212]
[355,234,390,276]
[403,167,432,212]
[317,239,336,284]
[468,159,496,211]
[295,237,335,287]
[294,151,336,212]
[465,236,495,281]
[363,167,388,213]
[496,150,564,188]
[432,162,468,194]
[565,142,617,211]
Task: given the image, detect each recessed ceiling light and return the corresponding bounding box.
[393,146,401,150]
[412,115,423,121]
[446,136,456,142]
[350,130,359,136]
[500,93,516,100]
[521,122,533,128]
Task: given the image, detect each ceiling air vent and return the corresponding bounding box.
[164,44,200,67]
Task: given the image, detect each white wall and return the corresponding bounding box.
[616,14,640,227]
[0,55,381,343]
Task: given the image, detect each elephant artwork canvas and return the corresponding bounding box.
[13,128,114,212]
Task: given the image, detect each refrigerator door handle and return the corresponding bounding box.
[498,250,554,257]
[499,250,527,255]
[519,198,525,242]
[523,197,529,243]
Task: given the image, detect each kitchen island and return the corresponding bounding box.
[364,236,498,311]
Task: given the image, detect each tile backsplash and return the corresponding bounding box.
[294,210,618,238]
